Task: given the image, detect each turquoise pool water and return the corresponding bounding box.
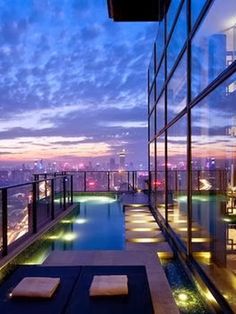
[21,196,125,264]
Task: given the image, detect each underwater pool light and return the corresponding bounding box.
[75,218,87,224]
[61,219,72,224]
[47,235,60,240]
[63,233,77,241]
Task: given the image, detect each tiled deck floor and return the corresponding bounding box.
[43,200,179,314]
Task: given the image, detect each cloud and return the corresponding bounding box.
[0,104,88,132]
[0,136,114,161]
[0,0,156,167]
[104,121,147,128]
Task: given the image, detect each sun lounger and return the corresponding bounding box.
[0,265,81,314]
[66,265,154,314]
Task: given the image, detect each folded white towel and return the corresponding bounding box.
[11,277,60,298]
[89,275,128,296]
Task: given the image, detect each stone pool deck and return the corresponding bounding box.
[43,204,179,314]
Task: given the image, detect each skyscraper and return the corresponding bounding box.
[118,149,126,170]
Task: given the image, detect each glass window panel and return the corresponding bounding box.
[156,60,165,99]
[149,140,156,208]
[155,21,165,68]
[8,185,31,243]
[167,1,187,74]
[0,189,1,251]
[191,0,207,27]
[149,85,155,112]
[167,115,187,245]
[191,0,236,98]
[191,73,236,310]
[148,49,155,89]
[156,135,166,219]
[156,92,165,134]
[149,109,155,141]
[167,0,182,36]
[167,53,187,123]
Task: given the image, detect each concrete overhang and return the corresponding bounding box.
[107,0,170,22]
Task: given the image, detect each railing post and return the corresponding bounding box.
[63,177,66,210]
[197,170,200,191]
[32,182,37,234]
[2,188,8,256]
[71,175,73,204]
[84,172,87,192]
[33,174,39,181]
[132,171,135,190]
[175,170,178,191]
[51,179,55,220]
[107,172,110,191]
[128,171,130,191]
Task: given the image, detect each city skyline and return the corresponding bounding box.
[0,0,156,167]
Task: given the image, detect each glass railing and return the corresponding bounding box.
[0,175,73,257]
[35,171,149,193]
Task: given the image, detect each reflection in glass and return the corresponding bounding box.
[156,135,165,219]
[0,190,2,252]
[156,92,165,134]
[167,53,187,122]
[149,50,155,88]
[167,115,187,245]
[167,1,187,74]
[191,73,236,309]
[192,0,236,97]
[166,0,182,36]
[149,110,155,141]
[149,85,155,112]
[156,60,165,99]
[149,141,156,208]
[8,185,31,244]
[155,21,165,67]
[191,0,207,27]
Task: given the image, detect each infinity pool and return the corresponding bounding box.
[21,196,125,264]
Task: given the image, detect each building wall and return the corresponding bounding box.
[148,0,236,310]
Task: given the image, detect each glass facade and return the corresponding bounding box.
[167,53,187,122]
[148,0,236,311]
[167,115,187,244]
[156,135,165,219]
[167,1,187,74]
[192,0,236,97]
[156,92,165,134]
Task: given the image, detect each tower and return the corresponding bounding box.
[119,149,126,170]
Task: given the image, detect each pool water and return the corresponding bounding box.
[162,258,214,314]
[21,196,125,264]
[51,196,125,250]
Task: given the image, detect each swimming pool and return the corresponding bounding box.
[21,196,125,264]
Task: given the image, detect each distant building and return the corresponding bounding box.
[118,149,126,170]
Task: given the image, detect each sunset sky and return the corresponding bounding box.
[0,0,156,166]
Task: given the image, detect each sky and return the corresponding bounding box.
[0,0,157,167]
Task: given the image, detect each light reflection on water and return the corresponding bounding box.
[21,197,124,264]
